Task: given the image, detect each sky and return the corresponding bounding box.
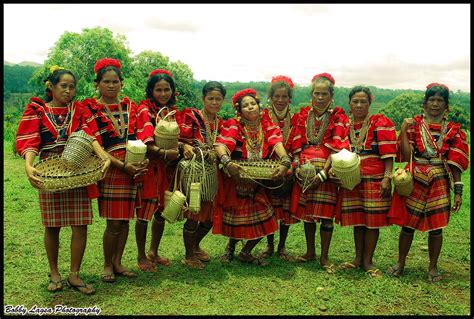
[4,4,471,92]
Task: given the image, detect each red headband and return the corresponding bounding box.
[426,82,449,91]
[94,58,121,74]
[149,69,173,78]
[271,75,294,89]
[232,88,258,108]
[312,72,335,85]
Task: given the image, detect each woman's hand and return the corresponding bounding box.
[328,168,342,187]
[164,149,180,161]
[400,118,413,133]
[226,162,241,180]
[452,194,462,213]
[272,165,289,180]
[380,177,392,198]
[25,164,44,189]
[99,157,111,180]
[124,159,149,179]
[183,144,195,160]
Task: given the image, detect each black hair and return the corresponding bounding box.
[423,85,449,105]
[268,81,293,100]
[202,81,226,98]
[348,85,373,105]
[311,77,334,96]
[145,73,176,107]
[44,69,76,103]
[94,65,124,83]
[235,94,260,113]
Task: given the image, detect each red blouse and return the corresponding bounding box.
[351,113,397,158]
[16,97,95,158]
[179,108,223,146]
[261,108,302,155]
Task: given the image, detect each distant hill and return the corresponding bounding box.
[4,60,43,67]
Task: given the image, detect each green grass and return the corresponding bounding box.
[3,143,471,315]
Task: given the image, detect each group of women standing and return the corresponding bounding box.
[16,58,469,295]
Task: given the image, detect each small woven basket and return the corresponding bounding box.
[188,182,201,214]
[236,160,281,180]
[154,109,180,150]
[125,140,147,163]
[393,168,413,196]
[331,149,361,190]
[162,190,186,223]
[62,130,94,170]
[34,154,105,192]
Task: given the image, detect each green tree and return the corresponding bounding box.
[379,92,423,129]
[29,27,132,100]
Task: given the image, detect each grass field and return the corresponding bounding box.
[3,143,471,316]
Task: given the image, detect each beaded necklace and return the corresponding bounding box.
[44,102,74,138]
[420,114,448,158]
[201,109,218,147]
[269,104,291,145]
[242,119,263,160]
[100,99,127,139]
[349,115,370,154]
[306,108,330,146]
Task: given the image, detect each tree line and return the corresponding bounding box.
[3,26,470,132]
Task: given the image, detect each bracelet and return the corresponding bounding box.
[454,181,464,185]
[317,172,325,183]
[384,171,393,179]
[220,154,231,168]
[280,155,292,169]
[164,150,167,160]
[454,183,463,195]
[319,169,327,181]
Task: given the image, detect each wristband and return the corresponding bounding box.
[319,169,327,181]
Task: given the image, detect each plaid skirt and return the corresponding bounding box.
[390,164,450,232]
[218,183,278,240]
[184,201,213,222]
[267,181,299,225]
[291,181,338,222]
[98,149,140,220]
[337,177,390,228]
[39,187,93,227]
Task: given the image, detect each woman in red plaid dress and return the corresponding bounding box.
[16,66,110,294]
[388,83,469,282]
[213,88,291,266]
[133,69,180,272]
[178,81,226,269]
[335,86,397,277]
[82,58,149,283]
[259,75,301,261]
[290,73,350,274]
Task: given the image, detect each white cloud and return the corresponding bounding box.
[4,4,470,92]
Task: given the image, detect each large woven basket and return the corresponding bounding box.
[393,167,413,197]
[62,130,94,170]
[154,109,179,150]
[34,154,105,192]
[331,149,361,190]
[125,139,147,163]
[235,160,281,180]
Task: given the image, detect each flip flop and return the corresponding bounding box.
[101,272,116,283]
[276,250,295,262]
[294,255,316,263]
[366,268,383,278]
[147,253,172,267]
[427,271,444,282]
[340,262,358,270]
[238,252,269,267]
[322,264,337,274]
[114,269,137,278]
[387,264,405,277]
[256,248,274,259]
[181,258,205,270]
[137,260,157,273]
[47,274,63,292]
[66,278,96,295]
[194,249,211,262]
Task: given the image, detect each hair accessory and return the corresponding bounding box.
[149,69,173,78]
[312,73,335,85]
[271,75,294,89]
[94,58,122,74]
[49,65,65,74]
[232,88,258,108]
[426,83,449,91]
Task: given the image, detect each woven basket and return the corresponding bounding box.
[296,162,318,192]
[236,160,281,180]
[188,182,201,214]
[331,149,361,190]
[154,109,179,150]
[125,139,147,163]
[161,190,186,223]
[34,154,105,192]
[62,130,94,170]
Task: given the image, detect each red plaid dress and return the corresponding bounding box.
[262,108,301,225]
[133,100,181,221]
[388,115,469,232]
[212,116,281,240]
[82,97,140,220]
[336,114,397,228]
[179,107,223,222]
[290,106,350,222]
[16,98,97,227]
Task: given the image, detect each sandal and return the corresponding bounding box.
[194,248,211,262]
[256,247,274,259]
[101,272,116,283]
[219,247,235,263]
[366,268,383,278]
[147,253,171,267]
[114,269,137,278]
[322,264,337,274]
[387,264,405,277]
[137,260,157,273]
[340,261,358,270]
[181,258,205,270]
[47,273,63,292]
[66,277,96,295]
[294,254,316,263]
[427,271,444,283]
[276,249,294,262]
[238,252,269,267]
